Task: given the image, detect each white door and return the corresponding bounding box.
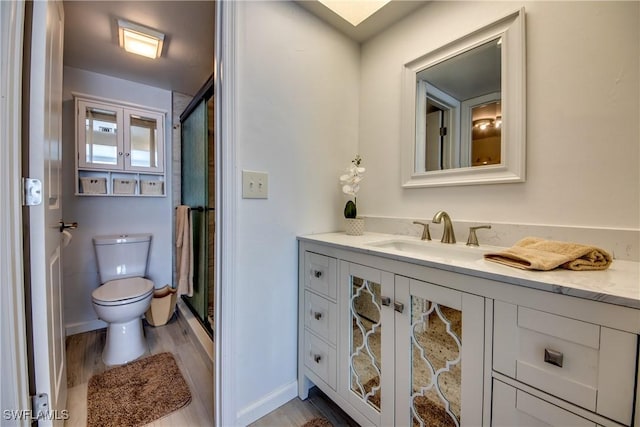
[425,110,442,171]
[27,1,67,424]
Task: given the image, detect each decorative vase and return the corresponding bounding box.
[345,217,365,236]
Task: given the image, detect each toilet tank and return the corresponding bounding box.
[93,234,151,283]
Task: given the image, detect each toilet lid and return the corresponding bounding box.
[92,277,154,303]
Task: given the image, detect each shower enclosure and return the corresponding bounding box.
[180,76,215,336]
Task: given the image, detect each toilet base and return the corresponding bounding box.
[103,317,147,365]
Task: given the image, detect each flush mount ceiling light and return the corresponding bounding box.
[473,119,494,130]
[318,0,391,27]
[117,19,165,59]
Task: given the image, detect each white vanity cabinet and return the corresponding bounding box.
[301,252,338,390]
[493,301,638,427]
[492,380,600,427]
[299,245,488,427]
[298,235,640,427]
[74,94,166,196]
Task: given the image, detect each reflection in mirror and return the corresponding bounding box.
[85,106,119,165]
[471,100,501,166]
[411,296,462,427]
[401,9,525,187]
[350,276,382,411]
[129,115,159,168]
[416,38,501,172]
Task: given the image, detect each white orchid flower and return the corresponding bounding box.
[340,155,364,219]
[339,154,365,196]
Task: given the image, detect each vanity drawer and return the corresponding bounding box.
[304,291,337,345]
[304,252,337,299]
[492,380,596,427]
[493,301,637,426]
[304,331,336,390]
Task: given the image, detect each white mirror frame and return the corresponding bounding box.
[401,8,526,188]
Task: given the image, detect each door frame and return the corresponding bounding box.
[0,0,30,424]
[215,1,237,426]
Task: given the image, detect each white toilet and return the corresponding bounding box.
[92,233,155,365]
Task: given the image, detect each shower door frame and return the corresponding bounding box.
[180,76,215,336]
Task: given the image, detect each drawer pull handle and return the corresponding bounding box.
[313,270,322,278]
[381,296,391,306]
[544,348,564,367]
[313,311,322,320]
[313,354,322,363]
[394,301,405,313]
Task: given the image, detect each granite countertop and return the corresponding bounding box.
[298,232,640,310]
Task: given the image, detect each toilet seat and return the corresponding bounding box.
[92,277,154,307]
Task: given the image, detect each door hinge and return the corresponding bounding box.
[440,127,448,137]
[22,178,42,206]
[30,393,49,419]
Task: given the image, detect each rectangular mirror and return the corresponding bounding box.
[123,108,165,173]
[128,114,159,168]
[401,9,525,187]
[417,38,501,172]
[82,104,122,167]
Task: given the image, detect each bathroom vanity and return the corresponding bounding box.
[297,233,640,427]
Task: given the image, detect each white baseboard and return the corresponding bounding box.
[235,380,298,426]
[65,318,107,336]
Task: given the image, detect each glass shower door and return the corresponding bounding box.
[181,99,210,331]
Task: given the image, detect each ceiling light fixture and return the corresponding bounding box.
[318,0,391,27]
[473,119,494,130]
[117,19,165,59]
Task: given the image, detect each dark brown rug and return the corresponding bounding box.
[87,352,192,427]
[302,417,332,427]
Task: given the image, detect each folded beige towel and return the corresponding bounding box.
[484,237,613,271]
[175,205,193,296]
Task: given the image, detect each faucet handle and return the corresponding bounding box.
[467,225,491,246]
[412,221,431,241]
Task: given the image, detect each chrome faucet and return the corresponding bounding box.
[432,210,456,244]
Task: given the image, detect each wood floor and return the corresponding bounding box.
[65,311,356,427]
[64,312,214,426]
[251,387,359,427]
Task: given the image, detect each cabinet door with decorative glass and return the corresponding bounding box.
[394,276,485,427]
[339,261,395,427]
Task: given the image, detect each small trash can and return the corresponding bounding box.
[145,285,178,326]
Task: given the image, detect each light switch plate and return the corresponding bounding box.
[242,170,268,199]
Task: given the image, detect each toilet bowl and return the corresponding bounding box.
[92,234,155,365]
[92,277,154,365]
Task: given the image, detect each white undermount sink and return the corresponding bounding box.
[366,238,491,261]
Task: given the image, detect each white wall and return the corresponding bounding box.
[233,1,359,423]
[61,66,173,333]
[359,1,639,229]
